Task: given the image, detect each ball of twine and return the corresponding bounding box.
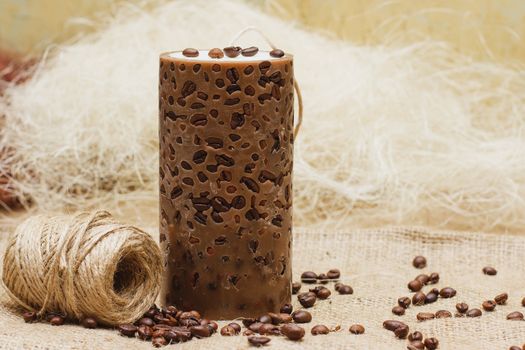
[1,210,163,325]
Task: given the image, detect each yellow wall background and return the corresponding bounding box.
[1,0,525,63]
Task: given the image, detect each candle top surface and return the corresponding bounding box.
[165,49,291,62]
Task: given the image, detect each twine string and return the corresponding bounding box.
[1,211,162,325]
[230,26,303,138]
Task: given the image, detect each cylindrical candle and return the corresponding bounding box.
[159,48,294,319]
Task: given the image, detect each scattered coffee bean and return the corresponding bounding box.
[408,280,423,292]
[280,313,293,323]
[456,302,469,313]
[118,324,138,337]
[495,292,509,305]
[152,337,168,347]
[392,306,405,316]
[292,310,312,323]
[280,303,293,314]
[220,325,237,336]
[137,325,153,340]
[182,48,199,57]
[435,310,452,318]
[417,312,435,321]
[190,325,211,338]
[327,268,341,280]
[408,331,423,342]
[482,300,496,311]
[301,271,317,283]
[259,314,272,324]
[241,46,259,57]
[311,324,330,335]
[425,292,438,304]
[482,266,497,275]
[439,287,456,298]
[292,282,301,294]
[298,292,317,308]
[22,311,36,323]
[509,346,522,350]
[248,336,271,347]
[243,329,255,336]
[269,49,285,58]
[349,324,365,334]
[228,322,241,334]
[259,323,280,336]
[507,311,524,320]
[522,297,525,307]
[383,320,407,332]
[412,292,426,306]
[138,317,155,327]
[394,324,409,339]
[49,315,65,326]
[338,284,354,295]
[408,341,425,350]
[281,324,305,341]
[424,337,439,350]
[398,296,411,309]
[81,317,97,329]
[412,256,427,269]
[268,313,282,325]
[310,286,331,299]
[428,272,440,284]
[208,48,224,59]
[242,318,257,328]
[415,274,429,285]
[249,322,264,333]
[316,273,328,284]
[334,282,342,291]
[466,308,482,317]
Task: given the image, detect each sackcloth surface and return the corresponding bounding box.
[1,227,524,350]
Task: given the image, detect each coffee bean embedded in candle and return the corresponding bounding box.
[301,271,317,283]
[495,292,508,305]
[223,46,241,58]
[408,331,423,342]
[439,287,456,298]
[208,48,224,59]
[392,306,405,316]
[456,302,469,313]
[338,284,353,295]
[281,324,305,340]
[482,266,497,275]
[118,324,138,337]
[311,324,330,335]
[424,338,439,350]
[416,312,435,321]
[435,310,452,318]
[408,280,423,292]
[22,311,37,323]
[507,311,524,320]
[248,336,271,347]
[183,48,199,57]
[394,324,409,339]
[482,300,496,311]
[81,317,97,329]
[292,310,312,323]
[280,303,293,314]
[349,324,365,335]
[412,256,427,269]
[270,49,285,58]
[412,292,426,306]
[466,308,482,317]
[241,46,259,57]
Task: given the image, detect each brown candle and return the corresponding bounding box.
[159,48,294,319]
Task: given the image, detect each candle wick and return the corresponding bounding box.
[229,26,277,50]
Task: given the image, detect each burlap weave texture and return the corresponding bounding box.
[1,227,524,350]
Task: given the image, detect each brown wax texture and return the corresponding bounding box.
[159,51,294,319]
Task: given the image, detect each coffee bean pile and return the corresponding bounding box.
[181,47,286,59]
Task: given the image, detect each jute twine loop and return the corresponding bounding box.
[230,26,303,138]
[1,211,163,325]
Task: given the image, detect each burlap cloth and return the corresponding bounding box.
[1,226,525,349]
